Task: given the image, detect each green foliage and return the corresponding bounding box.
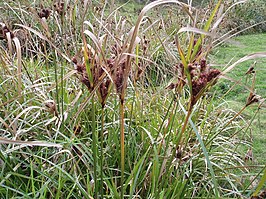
[212,33,266,167]
[221,0,266,34]
[0,0,265,198]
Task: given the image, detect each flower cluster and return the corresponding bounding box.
[189,59,221,102]
[169,58,221,105]
[38,8,51,19]
[134,36,149,82]
[246,92,260,107]
[110,57,126,97]
[142,35,150,55]
[0,23,14,40]
[72,57,91,90]
[54,1,69,16]
[72,41,133,106]
[72,55,113,107]
[73,44,128,106]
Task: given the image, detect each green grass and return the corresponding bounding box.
[213,34,266,101]
[212,33,266,165]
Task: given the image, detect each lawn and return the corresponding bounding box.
[212,33,266,165]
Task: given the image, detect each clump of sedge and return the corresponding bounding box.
[72,51,114,108]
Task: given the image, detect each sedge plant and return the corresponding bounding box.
[1,0,266,198]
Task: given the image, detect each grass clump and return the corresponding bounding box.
[0,0,266,198]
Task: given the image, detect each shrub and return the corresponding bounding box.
[221,0,266,34]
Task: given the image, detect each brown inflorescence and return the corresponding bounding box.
[72,43,130,105]
[98,78,112,107]
[72,56,91,90]
[192,72,208,97]
[72,57,78,65]
[114,60,126,96]
[246,93,260,107]
[38,8,51,19]
[200,59,207,72]
[110,44,128,98]
[192,68,221,97]
[54,1,69,16]
[72,54,115,107]
[188,63,198,79]
[93,6,102,14]
[0,24,14,40]
[207,69,221,82]
[142,35,150,55]
[173,59,221,104]
[245,66,255,75]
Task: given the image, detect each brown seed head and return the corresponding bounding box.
[44,100,58,116]
[245,66,255,75]
[99,78,112,107]
[192,73,208,97]
[72,57,78,65]
[207,69,221,82]
[38,8,50,19]
[200,59,207,72]
[1,25,14,39]
[54,1,67,16]
[76,63,85,73]
[188,63,195,72]
[80,74,91,89]
[246,93,260,106]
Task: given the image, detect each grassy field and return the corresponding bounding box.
[212,34,266,165]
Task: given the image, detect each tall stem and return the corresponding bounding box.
[176,103,193,149]
[92,96,98,198]
[100,107,104,198]
[157,103,192,196]
[120,101,125,199]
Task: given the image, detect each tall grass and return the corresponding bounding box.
[0,0,265,198]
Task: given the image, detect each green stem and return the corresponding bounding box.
[155,95,176,141]
[92,96,98,198]
[100,107,104,198]
[60,60,64,128]
[158,101,178,155]
[53,56,60,117]
[176,103,193,149]
[157,102,192,196]
[173,105,193,173]
[120,101,125,199]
